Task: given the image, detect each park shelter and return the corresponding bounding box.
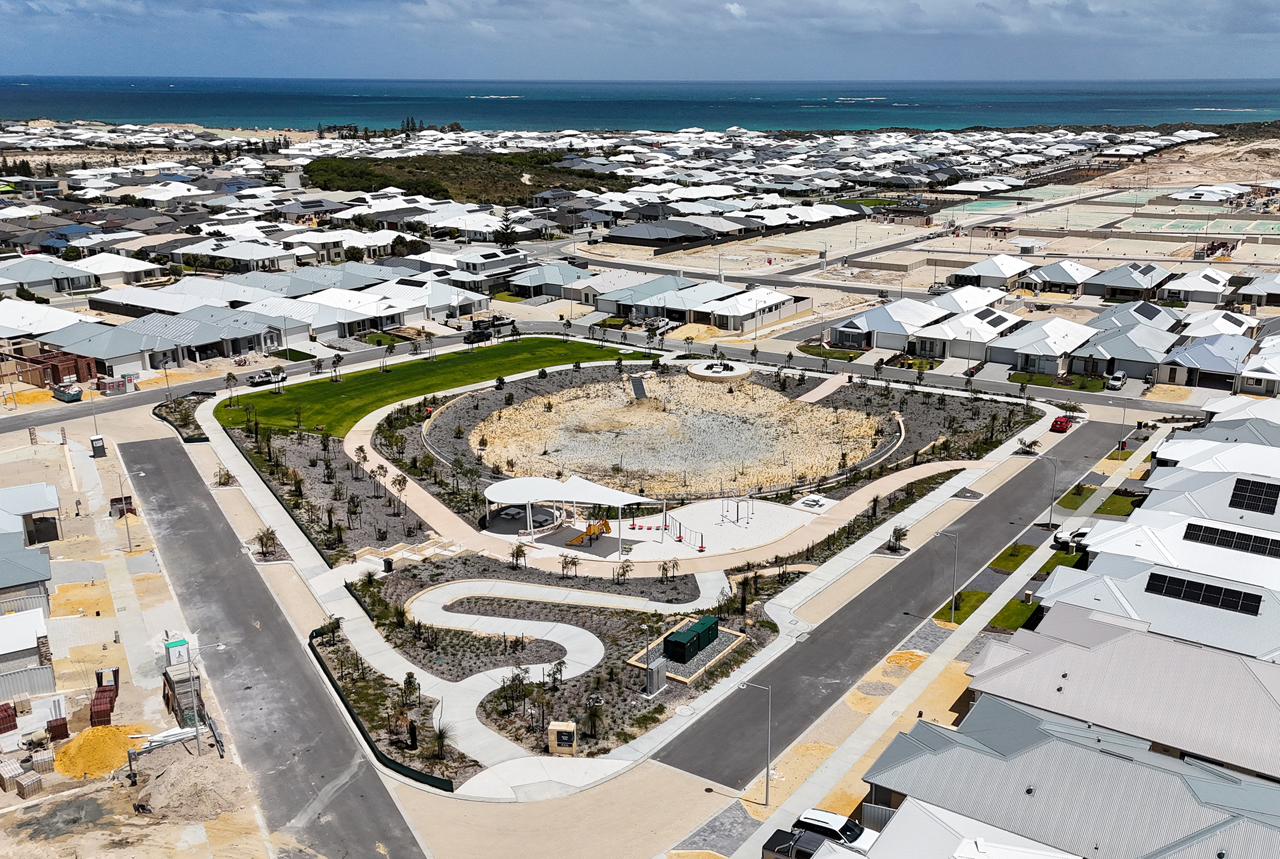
[484,476,661,555]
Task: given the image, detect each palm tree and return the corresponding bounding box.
[510,543,527,569]
[890,525,909,551]
[584,701,604,738]
[253,526,279,557]
[224,372,237,406]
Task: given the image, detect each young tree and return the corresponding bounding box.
[224,372,237,405]
[272,365,286,393]
[253,526,279,557]
[391,472,408,514]
[422,330,435,360]
[683,335,695,356]
[331,352,344,380]
[509,543,527,569]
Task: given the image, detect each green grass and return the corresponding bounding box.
[989,599,1039,632]
[1105,449,1136,461]
[217,338,629,437]
[360,331,407,347]
[1096,493,1141,516]
[1009,371,1106,393]
[1038,549,1088,575]
[271,348,313,361]
[492,292,524,303]
[933,591,1039,630]
[990,543,1038,572]
[797,343,857,362]
[935,591,991,624]
[1056,485,1097,510]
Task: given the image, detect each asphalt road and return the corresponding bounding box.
[652,419,1122,789]
[120,438,426,859]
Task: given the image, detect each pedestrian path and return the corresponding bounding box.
[796,374,847,403]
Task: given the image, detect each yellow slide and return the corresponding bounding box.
[566,518,611,545]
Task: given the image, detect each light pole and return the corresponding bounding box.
[112,469,145,551]
[161,357,173,403]
[186,641,226,756]
[935,531,960,623]
[739,680,772,806]
[1044,456,1061,530]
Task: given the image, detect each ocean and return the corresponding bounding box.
[1,78,1279,133]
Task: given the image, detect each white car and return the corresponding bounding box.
[1053,525,1092,547]
[791,809,878,856]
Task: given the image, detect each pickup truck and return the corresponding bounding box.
[463,329,493,345]
[246,370,287,387]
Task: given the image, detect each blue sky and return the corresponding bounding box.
[4,0,1280,80]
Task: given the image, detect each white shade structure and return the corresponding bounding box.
[484,475,661,553]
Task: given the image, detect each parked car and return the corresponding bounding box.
[791,809,878,854]
[246,370,286,387]
[1106,370,1128,390]
[463,329,492,345]
[1053,524,1093,547]
[927,282,953,295]
[1050,416,1072,433]
[762,829,833,859]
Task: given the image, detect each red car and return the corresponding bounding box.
[1050,416,1072,433]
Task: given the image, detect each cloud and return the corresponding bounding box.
[725,2,746,18]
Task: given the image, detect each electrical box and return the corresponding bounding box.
[645,658,668,695]
[663,628,699,664]
[548,721,577,756]
[89,435,106,458]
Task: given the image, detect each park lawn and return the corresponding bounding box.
[1056,485,1097,510]
[492,292,524,303]
[1038,549,1087,575]
[218,339,629,437]
[933,590,1039,631]
[1096,493,1141,516]
[798,343,857,362]
[990,543,1037,572]
[271,348,313,361]
[360,331,407,347]
[1008,371,1107,393]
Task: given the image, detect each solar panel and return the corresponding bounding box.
[1229,478,1280,515]
[1146,571,1263,616]
[974,308,995,321]
[1185,522,1280,558]
[1224,313,1244,326]
[1134,303,1160,320]
[1139,264,1157,275]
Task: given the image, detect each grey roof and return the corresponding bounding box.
[865,695,1280,859]
[507,263,591,289]
[41,320,168,359]
[1170,419,1280,449]
[1086,262,1172,290]
[968,603,1280,779]
[0,545,50,590]
[635,280,742,312]
[1038,553,1280,661]
[837,299,950,337]
[1072,323,1178,364]
[1143,467,1280,531]
[1163,333,1254,374]
[605,275,698,307]
[1087,301,1182,332]
[117,314,239,347]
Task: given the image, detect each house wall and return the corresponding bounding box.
[985,344,1018,366]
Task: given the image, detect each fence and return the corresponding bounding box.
[0,665,55,700]
[0,595,49,617]
[306,625,455,793]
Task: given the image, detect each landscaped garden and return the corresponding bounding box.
[1009,371,1107,393]
[219,338,632,437]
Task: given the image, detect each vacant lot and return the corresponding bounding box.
[218,338,629,436]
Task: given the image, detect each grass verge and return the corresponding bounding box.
[990,543,1038,572]
[1009,371,1106,393]
[217,338,629,437]
[1056,485,1097,510]
[934,591,1038,631]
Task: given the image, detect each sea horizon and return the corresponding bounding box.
[2,77,1280,134]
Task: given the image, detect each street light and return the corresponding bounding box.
[186,640,227,756]
[739,680,772,806]
[935,531,960,623]
[111,469,145,551]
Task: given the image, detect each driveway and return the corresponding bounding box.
[120,438,426,859]
[652,419,1122,789]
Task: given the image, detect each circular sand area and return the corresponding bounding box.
[472,377,878,495]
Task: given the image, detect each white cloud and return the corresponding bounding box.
[725,2,746,18]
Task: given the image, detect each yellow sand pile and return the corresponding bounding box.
[55,724,146,779]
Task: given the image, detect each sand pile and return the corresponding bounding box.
[54,725,146,779]
[139,747,247,821]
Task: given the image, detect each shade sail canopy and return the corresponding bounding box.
[484,475,658,507]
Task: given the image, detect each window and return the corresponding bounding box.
[1146,571,1262,616]
[1229,478,1280,515]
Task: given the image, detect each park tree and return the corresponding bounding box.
[492,209,519,248]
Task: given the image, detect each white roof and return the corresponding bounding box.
[0,301,95,337]
[1205,394,1280,425]
[865,797,1079,859]
[925,285,1005,315]
[1021,259,1101,286]
[914,306,1021,344]
[1179,309,1257,339]
[0,608,47,657]
[991,317,1095,357]
[954,254,1033,280]
[484,475,657,507]
[696,287,791,317]
[65,254,163,276]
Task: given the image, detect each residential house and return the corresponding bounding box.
[829,299,950,352]
[1086,301,1182,333]
[946,254,1033,290]
[693,288,811,334]
[1177,309,1259,340]
[1081,262,1172,300]
[986,317,1095,375]
[1159,266,1232,305]
[65,253,166,287]
[1015,259,1100,295]
[506,263,591,299]
[563,269,652,306]
[912,306,1022,361]
[1069,324,1178,380]
[0,255,95,295]
[630,281,742,325]
[596,275,697,318]
[862,694,1280,852]
[1159,333,1253,389]
[923,285,1005,316]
